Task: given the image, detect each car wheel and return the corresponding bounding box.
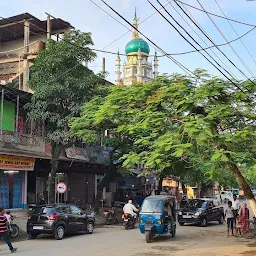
[179,222,184,226]
[29,234,38,239]
[54,226,65,240]
[86,222,94,234]
[200,218,207,227]
[219,216,224,224]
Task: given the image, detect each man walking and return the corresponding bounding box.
[232,195,240,228]
[0,207,17,253]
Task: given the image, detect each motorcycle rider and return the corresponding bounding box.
[123,200,139,221]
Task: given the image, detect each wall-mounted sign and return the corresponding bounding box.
[65,147,88,161]
[0,155,35,171]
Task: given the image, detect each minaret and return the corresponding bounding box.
[133,8,139,40]
[115,49,121,84]
[137,48,143,83]
[154,51,159,79]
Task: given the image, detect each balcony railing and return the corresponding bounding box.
[0,131,46,154]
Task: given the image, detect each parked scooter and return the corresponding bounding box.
[5,211,19,238]
[103,207,118,225]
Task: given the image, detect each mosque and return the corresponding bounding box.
[115,10,159,85]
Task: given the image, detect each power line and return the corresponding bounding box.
[90,0,194,76]
[214,0,256,69]
[91,0,172,51]
[175,0,256,27]
[196,0,255,79]
[167,0,238,80]
[0,27,255,58]
[172,0,256,87]
[90,25,256,57]
[99,0,195,77]
[151,0,243,92]
[0,13,193,77]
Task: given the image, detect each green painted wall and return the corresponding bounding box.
[0,100,15,131]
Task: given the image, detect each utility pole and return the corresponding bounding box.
[102,57,106,74]
[0,88,4,135]
[47,13,51,40]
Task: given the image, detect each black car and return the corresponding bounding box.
[178,199,224,227]
[27,204,95,240]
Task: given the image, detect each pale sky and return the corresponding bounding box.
[2,0,256,83]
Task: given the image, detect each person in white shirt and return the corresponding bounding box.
[123,200,139,218]
[224,201,234,236]
[232,195,240,229]
[232,195,240,211]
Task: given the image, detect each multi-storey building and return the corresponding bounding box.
[0,13,110,209]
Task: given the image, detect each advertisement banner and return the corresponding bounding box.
[0,155,35,171]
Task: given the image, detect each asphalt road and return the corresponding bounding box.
[1,221,256,256]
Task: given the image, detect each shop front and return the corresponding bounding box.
[0,155,35,209]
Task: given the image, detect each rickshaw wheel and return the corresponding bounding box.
[145,231,153,243]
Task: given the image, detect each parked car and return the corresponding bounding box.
[178,199,224,227]
[215,191,233,203]
[27,204,95,240]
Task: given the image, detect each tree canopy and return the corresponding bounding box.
[26,30,97,203]
[70,70,256,214]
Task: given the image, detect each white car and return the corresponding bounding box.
[216,191,233,202]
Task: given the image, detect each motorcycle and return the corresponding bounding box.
[103,207,118,225]
[123,213,136,230]
[5,212,19,238]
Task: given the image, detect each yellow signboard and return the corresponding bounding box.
[0,155,35,171]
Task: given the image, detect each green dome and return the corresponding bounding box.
[125,39,150,55]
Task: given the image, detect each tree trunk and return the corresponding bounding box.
[49,142,61,204]
[228,160,256,216]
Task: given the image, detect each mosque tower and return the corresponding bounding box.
[115,9,159,85]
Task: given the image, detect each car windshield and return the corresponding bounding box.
[33,207,55,215]
[141,200,163,213]
[187,200,207,208]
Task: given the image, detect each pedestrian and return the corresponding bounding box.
[235,214,242,237]
[224,201,234,236]
[239,203,250,233]
[232,195,240,227]
[0,207,17,253]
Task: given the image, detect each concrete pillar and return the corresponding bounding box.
[102,57,106,74]
[23,20,30,91]
[47,14,51,40]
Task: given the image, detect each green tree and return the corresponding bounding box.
[70,71,256,215]
[26,30,97,203]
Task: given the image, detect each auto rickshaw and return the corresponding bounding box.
[139,195,176,243]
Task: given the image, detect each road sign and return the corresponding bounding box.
[56,182,67,194]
